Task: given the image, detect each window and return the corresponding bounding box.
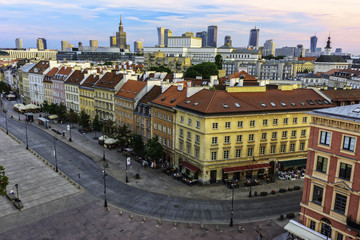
[154,123,157,130]
[300,142,305,151]
[224,136,230,144]
[260,146,266,155]
[212,137,218,145]
[168,115,171,122]
[321,221,332,238]
[320,131,331,146]
[339,163,352,181]
[163,126,166,133]
[223,150,229,159]
[187,144,191,154]
[282,131,288,138]
[283,118,288,124]
[280,144,286,153]
[291,130,297,138]
[271,145,276,154]
[236,135,243,143]
[249,120,255,127]
[342,136,355,152]
[158,112,162,119]
[168,128,171,135]
[290,143,295,152]
[195,135,200,143]
[334,193,347,214]
[312,185,323,205]
[261,133,267,140]
[187,118,192,126]
[316,156,328,173]
[248,134,254,142]
[163,138,167,146]
[309,221,316,230]
[263,119,268,126]
[235,149,241,158]
[238,121,243,128]
[272,132,277,139]
[293,117,298,124]
[179,141,183,151]
[196,120,200,129]
[211,151,217,160]
[195,148,199,159]
[163,114,166,120]
[273,118,278,125]
[247,148,253,157]
[336,233,343,240]
[301,130,306,137]
[302,117,308,123]
[179,128,183,137]
[168,139,171,148]
[187,131,191,140]
[180,115,184,123]
[213,122,218,129]
[225,121,231,129]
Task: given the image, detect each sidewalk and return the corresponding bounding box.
[3,99,304,201]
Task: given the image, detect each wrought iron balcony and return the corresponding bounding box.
[347,216,360,232]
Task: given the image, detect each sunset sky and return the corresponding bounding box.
[0,0,359,54]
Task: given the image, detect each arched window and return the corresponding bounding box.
[320,218,332,238]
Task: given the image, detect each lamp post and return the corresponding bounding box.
[126,157,129,183]
[102,120,106,162]
[249,157,255,198]
[230,183,234,227]
[25,120,29,150]
[18,111,20,121]
[68,124,72,142]
[5,115,8,135]
[103,163,108,207]
[53,137,58,172]
[15,183,19,199]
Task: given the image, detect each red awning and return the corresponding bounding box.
[181,161,200,173]
[223,163,270,174]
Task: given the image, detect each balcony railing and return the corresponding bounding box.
[347,216,360,232]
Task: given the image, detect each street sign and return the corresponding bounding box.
[67,125,70,131]
[127,157,131,165]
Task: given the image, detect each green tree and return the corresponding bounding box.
[215,54,223,70]
[0,166,9,196]
[78,110,90,130]
[92,114,102,139]
[149,65,172,73]
[42,100,49,117]
[67,109,78,126]
[145,136,164,164]
[115,124,131,150]
[184,62,219,79]
[131,134,145,157]
[103,119,116,138]
[56,103,67,121]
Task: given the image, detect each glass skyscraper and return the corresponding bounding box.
[310,36,318,53]
[248,27,259,48]
[207,25,217,47]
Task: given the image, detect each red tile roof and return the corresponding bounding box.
[115,80,147,100]
[94,72,123,90]
[29,61,50,74]
[298,57,316,61]
[80,74,100,89]
[229,70,257,81]
[152,85,188,108]
[43,67,58,83]
[65,70,85,85]
[322,89,360,101]
[53,66,72,81]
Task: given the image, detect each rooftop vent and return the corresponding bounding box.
[353,107,360,113]
[223,104,229,108]
[300,101,306,106]
[234,103,240,108]
[280,102,287,107]
[260,103,266,107]
[270,102,276,107]
[290,102,296,106]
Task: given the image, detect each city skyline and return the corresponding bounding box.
[0,0,359,54]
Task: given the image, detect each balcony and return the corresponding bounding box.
[347,216,360,232]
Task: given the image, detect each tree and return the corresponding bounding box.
[103,119,116,138]
[149,66,172,73]
[78,110,90,130]
[145,136,164,164]
[184,62,219,79]
[67,109,78,126]
[215,54,223,70]
[0,166,9,196]
[42,100,49,117]
[56,103,67,121]
[115,124,131,150]
[92,114,102,139]
[131,134,145,157]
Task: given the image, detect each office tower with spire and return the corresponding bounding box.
[263,39,275,56]
[207,25,217,47]
[15,38,23,49]
[196,31,208,47]
[324,35,332,55]
[248,27,259,49]
[115,15,127,50]
[310,35,318,53]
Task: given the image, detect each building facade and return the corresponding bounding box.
[248,27,259,49]
[79,73,99,119]
[207,25,218,48]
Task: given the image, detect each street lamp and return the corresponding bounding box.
[53,137,58,172]
[15,183,19,199]
[103,163,108,207]
[5,115,8,135]
[249,157,256,198]
[68,125,72,142]
[126,157,129,183]
[18,111,20,121]
[25,120,29,150]
[102,120,106,162]
[230,183,234,227]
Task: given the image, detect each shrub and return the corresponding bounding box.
[288,187,293,191]
[293,186,301,190]
[287,213,295,219]
[279,188,286,193]
[254,191,258,197]
[260,191,268,196]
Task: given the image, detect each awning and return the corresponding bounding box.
[280,159,307,168]
[284,220,328,240]
[48,114,58,120]
[224,163,270,174]
[181,161,200,173]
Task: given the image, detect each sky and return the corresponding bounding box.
[0,0,360,54]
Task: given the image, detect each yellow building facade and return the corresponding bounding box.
[79,74,99,120]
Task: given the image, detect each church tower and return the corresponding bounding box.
[324,35,332,55]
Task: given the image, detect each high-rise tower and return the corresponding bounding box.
[15,38,23,49]
[310,35,318,53]
[196,31,208,47]
[116,15,127,50]
[37,38,47,50]
[248,27,259,49]
[207,25,218,47]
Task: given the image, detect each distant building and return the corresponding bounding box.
[263,39,275,56]
[89,40,98,51]
[207,25,217,47]
[164,29,172,47]
[37,38,47,50]
[275,46,304,57]
[157,27,165,47]
[248,27,259,49]
[224,36,232,46]
[134,41,143,54]
[61,40,70,51]
[115,15,129,51]
[310,36,318,53]
[314,55,349,73]
[182,32,194,37]
[324,36,332,55]
[196,31,208,47]
[15,38,23,49]
[143,51,191,73]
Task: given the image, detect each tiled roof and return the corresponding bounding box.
[316,55,346,63]
[94,72,123,89]
[152,85,188,108]
[29,61,50,74]
[298,57,316,61]
[43,67,58,83]
[229,71,257,81]
[80,74,100,89]
[115,80,147,100]
[176,88,336,114]
[139,85,162,104]
[322,89,360,101]
[65,70,85,85]
[53,66,72,81]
